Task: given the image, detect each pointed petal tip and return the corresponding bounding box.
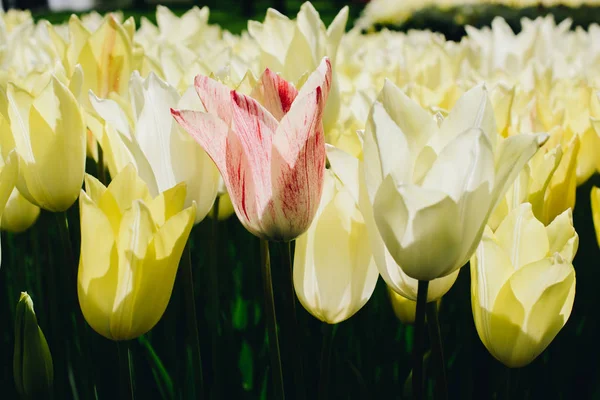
[536,133,550,147]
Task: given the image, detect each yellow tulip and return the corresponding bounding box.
[471,203,577,367]
[78,164,196,340]
[0,76,86,212]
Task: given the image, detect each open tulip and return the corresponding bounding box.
[0,76,86,212]
[471,203,577,367]
[172,57,331,241]
[363,80,546,281]
[293,168,378,324]
[78,164,196,340]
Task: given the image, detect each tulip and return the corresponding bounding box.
[172,57,332,242]
[13,292,53,399]
[363,80,545,281]
[294,169,378,324]
[0,76,86,212]
[327,145,459,302]
[90,72,220,224]
[471,203,576,367]
[388,287,417,325]
[78,164,196,340]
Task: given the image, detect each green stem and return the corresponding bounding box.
[427,302,448,400]
[413,280,429,400]
[180,241,205,399]
[118,341,135,400]
[97,143,107,186]
[260,239,285,400]
[318,323,335,400]
[56,211,97,398]
[278,240,306,400]
[209,197,221,398]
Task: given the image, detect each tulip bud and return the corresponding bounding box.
[471,203,577,367]
[13,292,53,399]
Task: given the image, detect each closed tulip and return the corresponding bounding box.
[363,80,545,281]
[471,203,577,367]
[0,76,86,212]
[78,164,196,340]
[294,168,378,324]
[172,57,331,242]
[13,292,53,399]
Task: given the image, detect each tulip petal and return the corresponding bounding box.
[194,75,232,124]
[422,128,494,201]
[78,191,119,340]
[111,200,157,340]
[295,57,332,105]
[171,108,229,175]
[495,203,549,271]
[363,80,437,200]
[546,208,578,260]
[438,84,498,150]
[134,73,181,194]
[491,133,547,213]
[373,175,461,281]
[326,145,359,204]
[267,87,325,240]
[127,204,195,339]
[251,68,298,121]
[470,229,516,349]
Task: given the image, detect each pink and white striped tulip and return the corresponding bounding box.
[172,58,332,241]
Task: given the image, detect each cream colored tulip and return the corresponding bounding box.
[294,169,378,324]
[363,81,545,281]
[471,203,576,367]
